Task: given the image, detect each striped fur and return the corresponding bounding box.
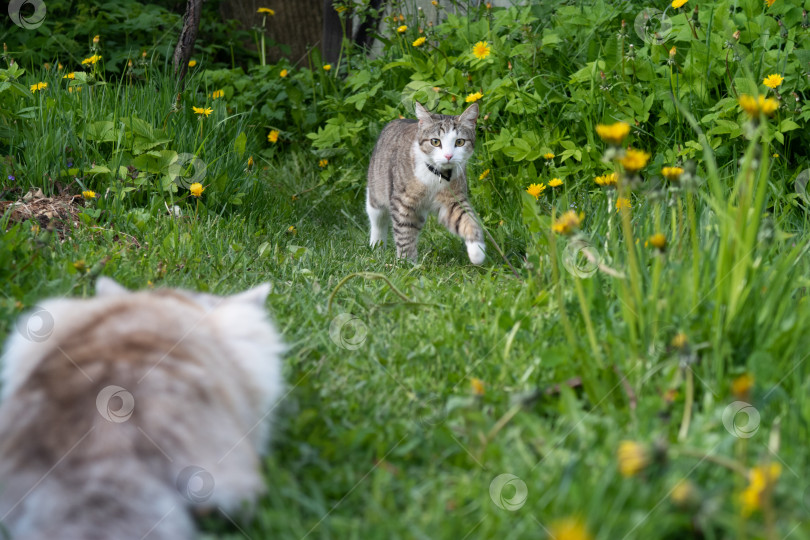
[366,101,485,264]
[0,278,284,539]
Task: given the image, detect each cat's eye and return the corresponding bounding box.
[430,138,441,147]
[455,139,466,147]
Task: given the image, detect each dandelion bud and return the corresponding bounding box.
[733,30,741,41]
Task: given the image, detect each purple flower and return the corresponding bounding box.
[8,175,15,181]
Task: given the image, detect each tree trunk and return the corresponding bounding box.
[173,0,203,85]
[321,0,347,65]
[219,0,322,65]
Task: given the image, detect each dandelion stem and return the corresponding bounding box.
[676,447,749,477]
[327,272,417,313]
[548,213,578,353]
[573,277,603,369]
[677,366,693,441]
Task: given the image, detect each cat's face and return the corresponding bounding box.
[414,102,478,171]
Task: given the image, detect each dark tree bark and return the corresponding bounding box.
[322,0,386,64]
[354,0,385,51]
[321,0,346,65]
[173,0,203,85]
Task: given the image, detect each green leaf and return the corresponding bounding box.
[234,132,247,157]
[779,119,800,133]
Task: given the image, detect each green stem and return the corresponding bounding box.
[573,277,603,369]
[677,366,693,441]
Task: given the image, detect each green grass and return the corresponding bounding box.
[3,151,810,539]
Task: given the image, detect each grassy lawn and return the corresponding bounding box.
[4,152,810,539]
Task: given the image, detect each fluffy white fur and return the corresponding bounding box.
[0,277,285,539]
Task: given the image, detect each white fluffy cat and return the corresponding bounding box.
[0,277,285,539]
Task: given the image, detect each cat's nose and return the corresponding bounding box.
[444,154,452,161]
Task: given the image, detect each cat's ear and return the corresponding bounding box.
[96,277,129,297]
[459,102,479,126]
[231,283,272,308]
[414,102,432,124]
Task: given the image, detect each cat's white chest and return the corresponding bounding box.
[412,142,450,201]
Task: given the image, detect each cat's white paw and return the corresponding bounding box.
[369,228,387,247]
[466,241,486,265]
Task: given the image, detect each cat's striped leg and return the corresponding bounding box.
[436,190,485,264]
[391,195,425,262]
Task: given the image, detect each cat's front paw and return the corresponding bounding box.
[466,241,486,265]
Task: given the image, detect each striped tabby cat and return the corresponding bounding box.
[366,101,485,264]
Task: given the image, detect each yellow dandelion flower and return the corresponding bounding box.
[594,172,618,186]
[73,260,88,273]
[478,169,490,180]
[672,0,688,8]
[188,59,197,67]
[662,166,683,181]
[615,197,632,212]
[93,34,100,44]
[548,178,563,188]
[268,130,279,143]
[247,156,254,168]
[319,159,329,168]
[465,91,483,103]
[257,7,275,15]
[671,332,688,349]
[335,5,348,13]
[81,54,102,65]
[617,440,649,477]
[432,0,438,5]
[323,64,332,71]
[731,373,754,399]
[762,74,783,89]
[211,89,224,99]
[738,94,779,117]
[472,41,491,60]
[62,72,75,79]
[670,480,698,508]
[595,122,631,145]
[543,153,555,160]
[669,46,677,57]
[620,149,650,173]
[287,225,297,235]
[551,210,583,235]
[397,25,408,33]
[280,69,288,77]
[192,106,213,117]
[547,517,593,540]
[526,183,546,199]
[765,0,775,6]
[82,190,97,199]
[741,463,781,516]
[412,37,426,47]
[30,82,47,92]
[738,94,760,116]
[470,378,485,396]
[758,95,778,116]
[189,183,205,197]
[648,233,666,250]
